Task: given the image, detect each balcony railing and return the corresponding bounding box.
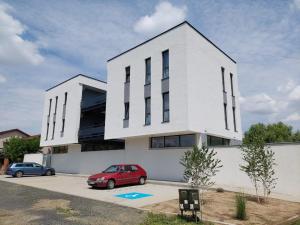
[78,125,104,140]
[81,95,106,109]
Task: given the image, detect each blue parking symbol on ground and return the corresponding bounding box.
[115,192,153,200]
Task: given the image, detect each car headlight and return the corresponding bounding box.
[96,177,105,182]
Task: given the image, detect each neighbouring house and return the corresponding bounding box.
[0,128,30,172]
[39,21,242,179]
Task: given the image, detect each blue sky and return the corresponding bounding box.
[0,0,299,135]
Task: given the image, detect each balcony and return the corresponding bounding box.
[78,125,104,141]
[81,95,106,110]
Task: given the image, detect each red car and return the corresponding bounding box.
[87,164,147,189]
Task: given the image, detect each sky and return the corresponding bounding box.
[0,0,299,135]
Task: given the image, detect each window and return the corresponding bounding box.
[125,66,130,83]
[64,92,68,105]
[52,96,58,139]
[46,123,50,140]
[162,50,169,79]
[224,103,228,130]
[46,99,52,140]
[151,137,164,148]
[130,165,138,171]
[162,92,169,122]
[207,135,230,146]
[150,134,196,149]
[33,163,42,167]
[61,119,65,134]
[124,102,129,120]
[124,165,132,172]
[54,96,58,114]
[103,165,120,173]
[53,146,68,154]
[233,107,237,132]
[48,99,52,115]
[145,58,151,84]
[81,141,125,152]
[25,163,34,167]
[52,122,56,139]
[61,92,67,134]
[221,67,226,92]
[145,97,151,125]
[165,136,179,147]
[180,134,196,147]
[230,73,234,96]
[15,164,24,168]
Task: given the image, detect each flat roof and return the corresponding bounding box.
[46,74,107,92]
[107,21,236,64]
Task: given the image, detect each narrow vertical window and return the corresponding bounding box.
[61,93,67,134]
[52,122,56,139]
[125,66,130,83]
[233,107,237,132]
[54,96,58,114]
[145,58,151,84]
[124,102,129,120]
[46,99,52,140]
[162,50,169,79]
[64,92,68,105]
[221,67,225,92]
[52,96,58,139]
[145,97,151,125]
[230,73,234,96]
[224,103,228,130]
[162,92,169,122]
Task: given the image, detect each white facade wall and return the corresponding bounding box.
[105,22,242,141]
[40,75,106,147]
[23,153,44,165]
[51,142,300,198]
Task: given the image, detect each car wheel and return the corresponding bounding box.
[15,171,23,178]
[139,177,146,185]
[46,170,52,176]
[107,179,115,189]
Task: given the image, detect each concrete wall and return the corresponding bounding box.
[23,153,44,165]
[51,141,300,198]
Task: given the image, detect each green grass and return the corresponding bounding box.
[140,213,214,225]
[235,193,247,220]
[289,219,300,225]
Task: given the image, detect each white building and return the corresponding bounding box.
[39,21,242,178]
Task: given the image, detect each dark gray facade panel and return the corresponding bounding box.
[123,119,129,128]
[161,78,169,93]
[144,84,151,98]
[124,82,130,103]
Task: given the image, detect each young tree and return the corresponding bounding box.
[180,145,223,220]
[3,137,40,163]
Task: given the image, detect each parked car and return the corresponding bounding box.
[6,162,55,178]
[87,164,147,189]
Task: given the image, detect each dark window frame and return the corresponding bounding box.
[145,97,151,125]
[150,134,196,149]
[124,102,129,120]
[125,66,130,83]
[162,92,169,122]
[162,50,169,79]
[145,57,151,85]
[221,67,226,93]
[46,99,52,140]
[230,73,234,96]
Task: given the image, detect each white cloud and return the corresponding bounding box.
[134,1,187,35]
[277,79,296,93]
[290,0,300,10]
[0,3,43,65]
[288,85,300,101]
[0,74,6,83]
[284,112,300,122]
[240,93,285,114]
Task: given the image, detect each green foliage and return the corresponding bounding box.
[3,137,40,162]
[140,213,211,225]
[235,193,247,220]
[180,145,223,188]
[240,129,277,203]
[244,122,300,144]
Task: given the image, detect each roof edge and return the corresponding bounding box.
[107,21,236,64]
[46,74,107,92]
[0,129,30,137]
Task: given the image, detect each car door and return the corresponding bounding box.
[23,163,34,175]
[33,163,43,175]
[124,165,135,184]
[129,165,140,183]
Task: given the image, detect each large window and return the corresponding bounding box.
[81,141,125,152]
[162,50,169,79]
[207,135,229,146]
[145,97,151,125]
[224,103,228,130]
[125,66,130,83]
[145,58,151,85]
[162,92,169,122]
[150,134,195,149]
[124,102,129,120]
[53,146,68,154]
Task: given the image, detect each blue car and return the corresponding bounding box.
[6,162,55,178]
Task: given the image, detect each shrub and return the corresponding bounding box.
[216,187,224,193]
[235,193,247,220]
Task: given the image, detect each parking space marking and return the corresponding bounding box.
[115,192,153,200]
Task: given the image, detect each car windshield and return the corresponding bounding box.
[103,165,119,173]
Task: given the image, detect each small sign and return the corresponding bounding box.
[115,192,153,200]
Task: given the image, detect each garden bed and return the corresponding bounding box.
[142,190,300,225]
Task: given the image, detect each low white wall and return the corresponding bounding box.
[23,153,44,165]
[51,141,300,198]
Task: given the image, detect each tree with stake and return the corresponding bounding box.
[180,145,222,221]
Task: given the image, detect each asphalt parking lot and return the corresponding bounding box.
[0,180,145,225]
[0,174,180,208]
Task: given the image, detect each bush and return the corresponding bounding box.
[235,193,247,220]
[216,187,224,193]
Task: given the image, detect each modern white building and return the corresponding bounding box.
[39,21,242,178]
